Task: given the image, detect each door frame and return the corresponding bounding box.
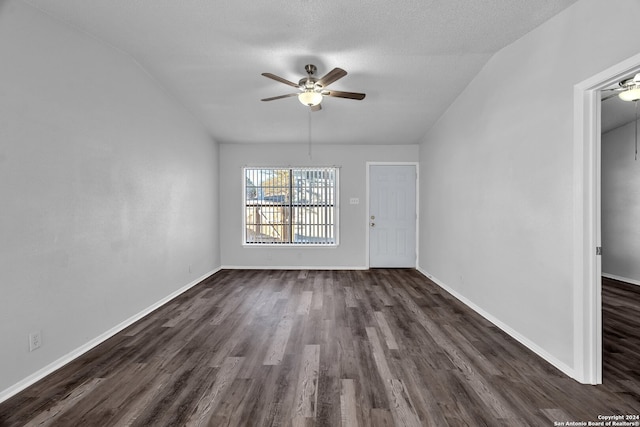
[366,162,419,269]
[573,52,640,384]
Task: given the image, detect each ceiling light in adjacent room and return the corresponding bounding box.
[618,73,640,102]
[618,87,640,102]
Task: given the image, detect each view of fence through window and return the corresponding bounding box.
[244,167,337,245]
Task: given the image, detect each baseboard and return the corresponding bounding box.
[415,266,576,380]
[220,265,368,270]
[0,267,221,404]
[602,272,640,287]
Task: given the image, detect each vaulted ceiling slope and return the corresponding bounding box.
[22,0,579,145]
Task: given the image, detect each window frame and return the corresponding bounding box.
[242,166,339,247]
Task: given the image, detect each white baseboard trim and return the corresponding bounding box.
[220,265,368,270]
[602,272,640,287]
[0,267,221,404]
[415,266,576,380]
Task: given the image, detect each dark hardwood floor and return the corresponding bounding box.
[1,269,639,426]
[602,276,640,390]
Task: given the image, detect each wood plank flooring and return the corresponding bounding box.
[602,276,640,390]
[1,269,639,426]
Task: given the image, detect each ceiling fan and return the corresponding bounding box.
[601,73,640,102]
[260,64,366,112]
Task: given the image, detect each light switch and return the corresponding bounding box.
[349,198,359,205]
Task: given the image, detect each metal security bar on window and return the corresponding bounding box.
[244,167,338,245]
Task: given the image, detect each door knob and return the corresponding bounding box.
[370,222,375,227]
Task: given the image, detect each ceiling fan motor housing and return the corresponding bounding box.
[300,64,323,91]
[299,77,320,90]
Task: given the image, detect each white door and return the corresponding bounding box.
[369,165,417,268]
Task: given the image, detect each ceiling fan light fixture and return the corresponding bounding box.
[298,91,323,106]
[618,86,640,102]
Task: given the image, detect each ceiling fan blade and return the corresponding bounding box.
[310,104,322,112]
[318,68,347,87]
[601,92,620,102]
[324,90,366,100]
[261,93,299,101]
[261,73,300,88]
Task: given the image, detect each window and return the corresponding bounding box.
[244,167,338,245]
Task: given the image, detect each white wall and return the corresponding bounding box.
[220,143,418,268]
[602,122,640,284]
[0,1,220,397]
[418,0,640,375]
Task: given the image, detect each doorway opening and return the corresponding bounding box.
[574,53,640,384]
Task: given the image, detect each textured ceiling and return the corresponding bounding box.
[23,0,580,144]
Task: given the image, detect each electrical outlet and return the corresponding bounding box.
[29,331,42,352]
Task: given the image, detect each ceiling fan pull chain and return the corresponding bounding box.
[308,109,313,159]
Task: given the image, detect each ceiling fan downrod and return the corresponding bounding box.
[304,64,317,76]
